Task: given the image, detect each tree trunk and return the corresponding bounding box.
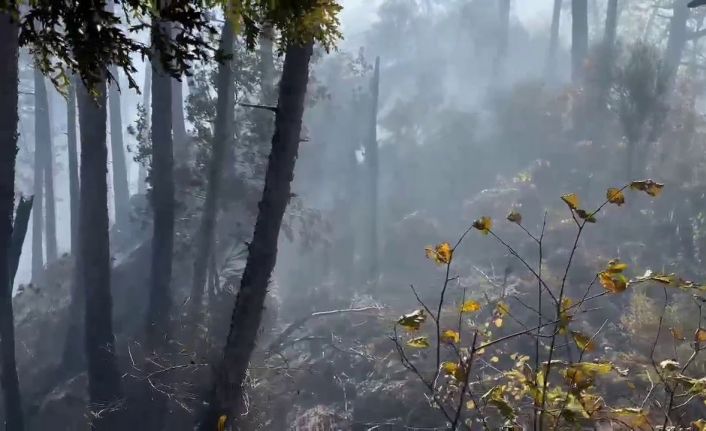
[571,0,588,82]
[108,66,131,233]
[365,57,380,287]
[198,42,313,431]
[10,197,33,287]
[604,0,618,48]
[664,0,689,82]
[42,76,57,263]
[492,0,511,83]
[544,0,562,81]
[138,64,151,195]
[31,69,44,281]
[190,21,235,320]
[0,12,24,431]
[77,79,124,431]
[258,24,276,106]
[67,77,79,254]
[146,9,174,345]
[171,76,188,163]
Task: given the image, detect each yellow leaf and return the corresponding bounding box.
[671,327,686,341]
[472,216,493,235]
[495,301,510,317]
[425,242,453,265]
[217,415,227,431]
[599,271,627,293]
[692,419,706,431]
[441,329,460,344]
[406,336,430,348]
[442,361,466,380]
[397,309,427,331]
[466,399,476,410]
[493,317,504,328]
[460,300,482,313]
[490,356,500,363]
[571,331,596,352]
[697,329,706,343]
[561,193,580,210]
[606,188,625,206]
[606,258,628,273]
[611,408,649,429]
[630,179,664,197]
[507,210,522,224]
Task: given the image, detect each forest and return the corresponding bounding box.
[6,0,706,430]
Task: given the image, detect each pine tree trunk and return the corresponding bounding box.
[108,66,131,233]
[190,21,235,320]
[544,0,562,80]
[0,11,24,431]
[32,68,44,281]
[664,0,689,82]
[146,6,174,346]
[571,0,589,82]
[365,57,380,286]
[41,77,57,263]
[138,64,151,195]
[67,77,79,254]
[77,79,124,431]
[198,41,313,431]
[171,76,188,163]
[10,197,33,286]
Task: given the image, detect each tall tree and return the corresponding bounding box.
[544,0,562,80]
[146,0,174,345]
[138,64,151,195]
[0,10,24,431]
[604,0,618,49]
[77,78,124,431]
[31,67,44,281]
[190,21,235,321]
[664,0,689,82]
[199,41,314,431]
[171,76,188,163]
[258,24,276,106]
[67,77,79,253]
[108,66,131,234]
[41,75,57,263]
[365,57,380,286]
[571,0,588,82]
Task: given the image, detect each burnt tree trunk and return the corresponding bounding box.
[544,0,562,81]
[77,79,124,431]
[10,197,33,286]
[198,42,313,431]
[190,21,235,320]
[146,4,174,346]
[365,57,380,287]
[108,66,131,234]
[0,11,24,431]
[571,0,588,82]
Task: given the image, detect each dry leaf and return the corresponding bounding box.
[606,188,625,205]
[407,336,431,348]
[425,242,453,265]
[507,210,522,224]
[472,216,493,235]
[460,300,482,313]
[561,193,580,210]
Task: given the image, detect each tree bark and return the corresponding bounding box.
[171,76,188,163]
[77,79,124,431]
[664,0,689,82]
[108,66,131,233]
[190,21,235,320]
[544,0,562,81]
[198,42,313,431]
[31,69,44,281]
[67,77,79,254]
[365,57,380,286]
[604,0,618,49]
[138,64,151,195]
[146,3,174,346]
[10,197,33,287]
[571,0,588,82]
[0,11,24,431]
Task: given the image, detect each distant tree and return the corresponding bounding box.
[544,0,562,80]
[108,66,131,235]
[572,0,588,81]
[365,57,380,286]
